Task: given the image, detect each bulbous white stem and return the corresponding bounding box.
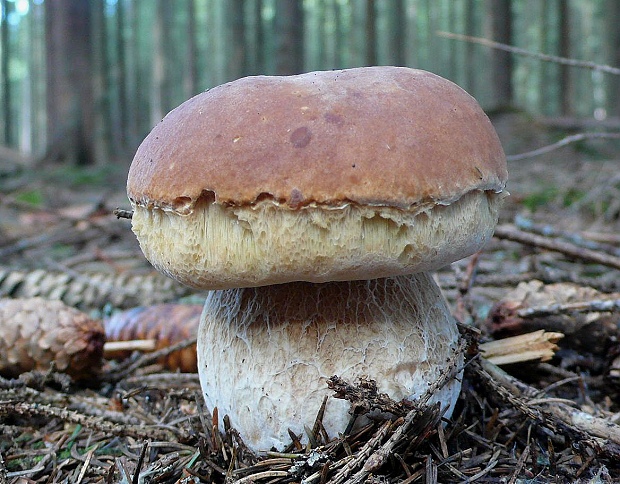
[197,273,462,452]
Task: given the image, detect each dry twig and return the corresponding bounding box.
[494,224,620,271]
[505,133,620,162]
[437,31,620,76]
[103,336,198,383]
[473,357,620,450]
[515,216,620,258]
[0,400,180,441]
[517,298,620,318]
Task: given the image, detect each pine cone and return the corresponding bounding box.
[104,304,200,372]
[0,298,105,381]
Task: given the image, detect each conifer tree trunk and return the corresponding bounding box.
[1,0,11,146]
[365,0,377,66]
[275,0,304,75]
[228,0,247,79]
[489,0,513,109]
[558,1,573,116]
[45,0,95,164]
[605,0,620,117]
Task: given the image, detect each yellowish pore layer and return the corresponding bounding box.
[130,190,503,289]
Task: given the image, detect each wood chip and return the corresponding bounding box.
[480,330,564,365]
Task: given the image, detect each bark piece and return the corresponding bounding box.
[486,280,620,356]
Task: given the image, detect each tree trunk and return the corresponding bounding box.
[150,0,168,127]
[386,0,406,67]
[365,0,377,66]
[489,0,513,109]
[275,0,304,75]
[228,0,247,80]
[558,0,573,116]
[91,0,110,166]
[185,0,198,96]
[26,1,46,156]
[115,0,128,152]
[1,0,11,146]
[607,0,620,117]
[45,0,95,164]
[464,0,477,95]
[247,0,265,75]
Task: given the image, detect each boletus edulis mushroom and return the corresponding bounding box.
[127,66,508,452]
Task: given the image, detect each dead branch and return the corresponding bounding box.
[103,339,158,355]
[435,271,540,290]
[473,357,620,448]
[326,376,414,417]
[234,470,289,483]
[0,375,158,427]
[114,208,133,219]
[517,298,620,318]
[454,252,481,324]
[102,336,198,383]
[436,31,620,76]
[514,216,620,258]
[506,133,620,162]
[326,420,393,484]
[540,116,620,131]
[493,224,620,271]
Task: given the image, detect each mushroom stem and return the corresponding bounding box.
[197,272,463,452]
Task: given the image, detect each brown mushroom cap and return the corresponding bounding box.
[128,66,505,211]
[127,66,507,289]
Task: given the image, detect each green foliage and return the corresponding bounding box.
[56,424,83,460]
[521,187,559,212]
[522,186,586,212]
[50,243,76,260]
[4,433,46,471]
[561,187,585,207]
[570,139,607,160]
[46,164,118,188]
[14,188,44,206]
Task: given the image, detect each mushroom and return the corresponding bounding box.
[127,66,507,452]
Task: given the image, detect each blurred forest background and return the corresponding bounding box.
[0,0,619,169]
[4,4,620,483]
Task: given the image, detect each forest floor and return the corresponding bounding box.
[1,110,620,483]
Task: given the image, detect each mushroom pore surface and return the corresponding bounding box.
[131,189,503,289]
